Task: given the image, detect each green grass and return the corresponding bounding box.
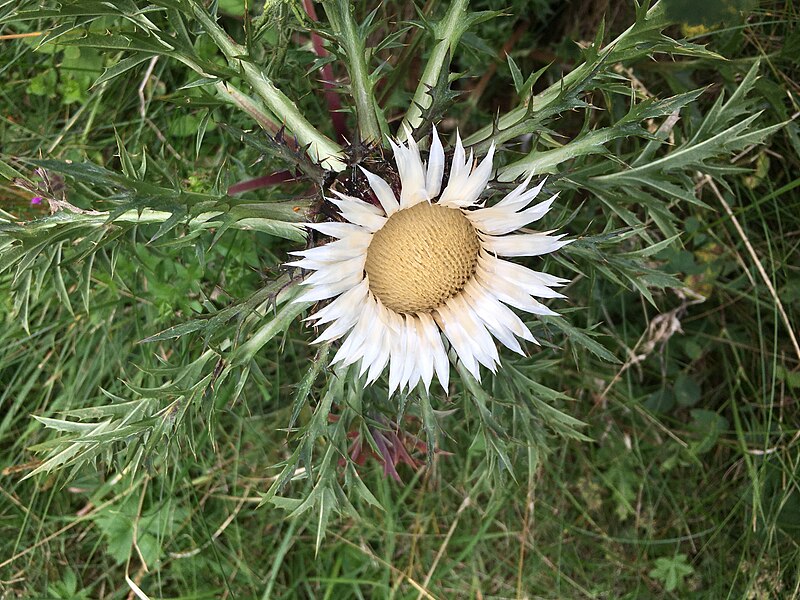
[2,0,800,598]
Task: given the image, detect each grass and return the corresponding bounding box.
[1,0,799,598]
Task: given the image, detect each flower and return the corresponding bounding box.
[288,127,570,394]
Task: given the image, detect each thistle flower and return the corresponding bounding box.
[288,128,570,394]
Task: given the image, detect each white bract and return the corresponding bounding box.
[288,127,570,394]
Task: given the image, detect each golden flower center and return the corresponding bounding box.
[365,202,480,313]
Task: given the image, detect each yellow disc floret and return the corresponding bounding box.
[365,202,480,313]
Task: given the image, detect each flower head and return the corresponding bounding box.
[288,127,570,394]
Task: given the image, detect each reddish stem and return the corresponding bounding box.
[302,0,349,144]
[227,171,297,196]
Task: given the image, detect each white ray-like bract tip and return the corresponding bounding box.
[481,231,570,258]
[496,176,546,211]
[425,125,445,199]
[390,130,427,208]
[359,166,400,216]
[328,190,387,233]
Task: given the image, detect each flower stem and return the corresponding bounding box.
[400,0,470,134]
[322,0,387,143]
[189,1,346,171]
[215,81,282,135]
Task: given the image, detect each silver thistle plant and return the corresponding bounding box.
[0,0,781,551]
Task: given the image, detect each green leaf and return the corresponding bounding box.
[688,409,728,455]
[94,509,134,564]
[674,374,701,407]
[649,554,695,592]
[93,53,153,87]
[506,54,524,94]
[168,114,204,137]
[0,158,29,183]
[419,391,438,460]
[229,290,308,364]
[541,316,620,364]
[288,343,330,430]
